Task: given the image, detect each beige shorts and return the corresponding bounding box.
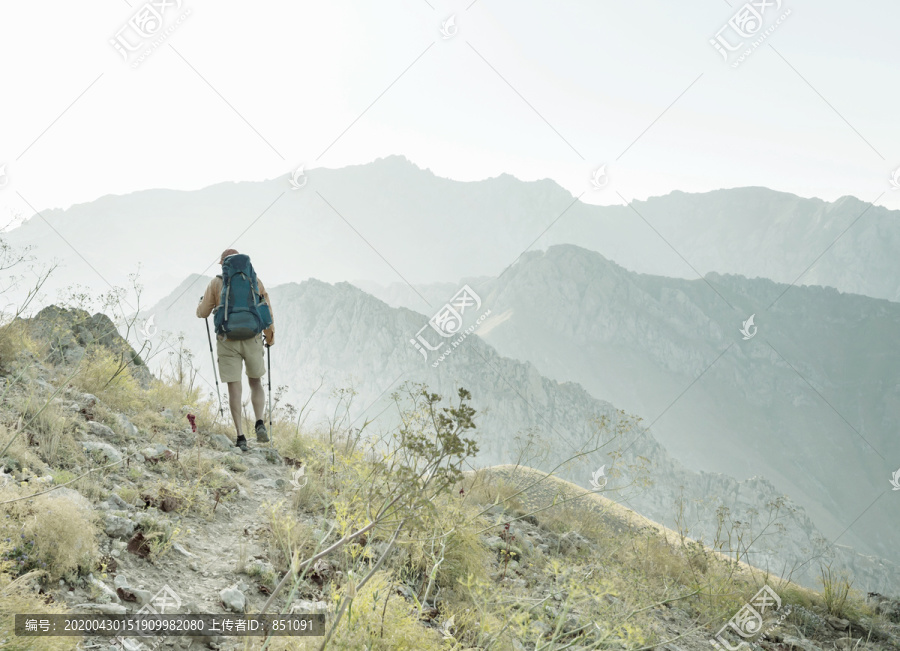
[216,335,266,383]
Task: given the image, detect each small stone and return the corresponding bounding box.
[81,441,123,464]
[782,635,824,651]
[87,421,116,438]
[291,600,328,615]
[130,588,152,605]
[210,434,235,451]
[104,515,136,540]
[117,414,139,437]
[114,575,130,590]
[79,393,98,408]
[139,444,173,462]
[251,447,282,465]
[106,493,130,510]
[219,586,246,613]
[827,616,849,630]
[172,542,196,558]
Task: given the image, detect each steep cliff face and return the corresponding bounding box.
[142,275,900,592]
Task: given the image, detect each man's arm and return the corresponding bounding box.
[196,278,221,318]
[258,278,275,346]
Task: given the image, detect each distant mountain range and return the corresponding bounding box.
[6,156,900,311]
[364,244,900,574]
[141,272,900,593]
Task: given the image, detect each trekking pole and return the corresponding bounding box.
[266,342,273,447]
[204,314,224,418]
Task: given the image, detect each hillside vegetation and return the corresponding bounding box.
[0,306,897,650]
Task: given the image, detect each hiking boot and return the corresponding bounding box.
[255,419,269,443]
[236,435,249,452]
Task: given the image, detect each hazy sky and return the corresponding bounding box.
[1,0,898,223]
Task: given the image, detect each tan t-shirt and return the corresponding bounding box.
[196,275,275,345]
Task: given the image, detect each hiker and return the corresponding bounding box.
[196,248,274,452]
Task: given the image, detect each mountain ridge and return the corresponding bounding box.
[139,272,900,592]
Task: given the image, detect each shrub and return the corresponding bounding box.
[70,348,142,414]
[0,318,39,372]
[13,397,81,469]
[0,424,44,476]
[0,539,78,650]
[3,491,100,581]
[261,500,317,573]
[400,496,490,597]
[313,571,445,650]
[819,564,853,618]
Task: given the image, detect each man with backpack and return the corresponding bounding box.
[196,248,275,452]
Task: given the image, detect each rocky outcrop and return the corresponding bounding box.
[24,305,151,388]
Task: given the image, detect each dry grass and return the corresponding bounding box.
[2,487,100,581]
[70,349,142,414]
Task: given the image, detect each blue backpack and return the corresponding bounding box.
[213,254,273,341]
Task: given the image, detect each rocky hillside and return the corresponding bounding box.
[142,277,900,593]
[1,305,899,651]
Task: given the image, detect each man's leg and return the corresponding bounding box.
[248,377,265,423]
[217,339,248,450]
[243,336,269,443]
[227,380,243,438]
